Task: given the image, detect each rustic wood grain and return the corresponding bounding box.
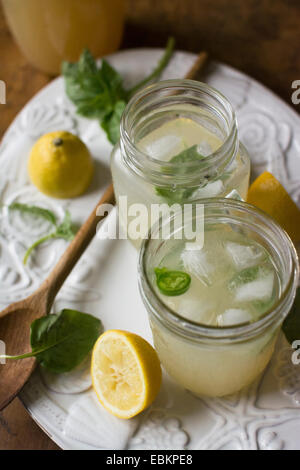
[0,399,60,450]
[0,0,299,450]
[123,0,300,109]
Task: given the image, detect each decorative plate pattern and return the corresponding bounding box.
[0,49,300,450]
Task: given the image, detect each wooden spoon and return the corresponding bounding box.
[0,184,115,410]
[0,51,208,411]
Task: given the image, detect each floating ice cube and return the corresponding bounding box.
[229,266,264,289]
[177,297,215,324]
[192,179,224,198]
[225,241,266,269]
[217,308,252,326]
[234,271,274,303]
[197,141,212,157]
[181,246,214,286]
[144,135,184,159]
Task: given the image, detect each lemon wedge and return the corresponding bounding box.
[247,171,300,243]
[91,330,162,419]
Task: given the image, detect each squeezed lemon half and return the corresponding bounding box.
[247,171,300,243]
[91,330,162,419]
[28,131,94,199]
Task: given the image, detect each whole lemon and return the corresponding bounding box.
[28,131,94,199]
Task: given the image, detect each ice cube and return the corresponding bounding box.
[192,179,224,198]
[197,141,212,157]
[225,241,265,269]
[160,286,216,324]
[177,297,216,324]
[217,308,252,326]
[233,271,274,303]
[181,246,214,286]
[229,266,263,289]
[144,135,184,159]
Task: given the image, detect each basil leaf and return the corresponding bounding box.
[23,210,77,264]
[55,210,77,241]
[63,52,127,141]
[63,50,119,120]
[100,60,127,103]
[167,145,205,166]
[1,309,103,373]
[30,309,102,373]
[155,145,205,204]
[155,186,195,204]
[101,100,127,145]
[7,203,77,264]
[9,203,57,226]
[62,38,175,145]
[282,287,300,345]
[228,266,260,290]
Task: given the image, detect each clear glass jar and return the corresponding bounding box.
[138,199,299,397]
[111,79,250,246]
[2,0,125,75]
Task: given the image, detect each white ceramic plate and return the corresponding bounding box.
[1,49,300,450]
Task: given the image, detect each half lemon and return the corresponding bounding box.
[91,330,162,419]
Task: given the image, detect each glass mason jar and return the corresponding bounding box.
[2,0,125,75]
[111,79,250,246]
[138,199,299,397]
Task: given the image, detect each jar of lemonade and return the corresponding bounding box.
[2,0,125,75]
[111,80,250,245]
[138,199,299,397]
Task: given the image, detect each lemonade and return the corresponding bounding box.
[138,199,299,397]
[2,0,124,74]
[111,80,250,247]
[154,228,280,327]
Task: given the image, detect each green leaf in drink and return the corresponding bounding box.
[155,145,206,204]
[228,266,261,291]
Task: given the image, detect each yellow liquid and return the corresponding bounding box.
[148,225,281,396]
[111,117,250,247]
[2,0,125,75]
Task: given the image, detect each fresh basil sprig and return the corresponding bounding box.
[155,145,206,204]
[23,210,76,265]
[0,309,103,373]
[62,37,175,144]
[7,203,77,264]
[9,202,57,225]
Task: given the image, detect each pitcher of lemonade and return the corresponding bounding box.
[2,0,125,75]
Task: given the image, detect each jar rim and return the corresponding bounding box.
[138,198,299,343]
[120,79,238,188]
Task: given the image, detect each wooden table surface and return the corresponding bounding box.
[0,0,299,450]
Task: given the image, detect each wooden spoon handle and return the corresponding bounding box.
[40,183,115,311]
[184,52,208,79]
